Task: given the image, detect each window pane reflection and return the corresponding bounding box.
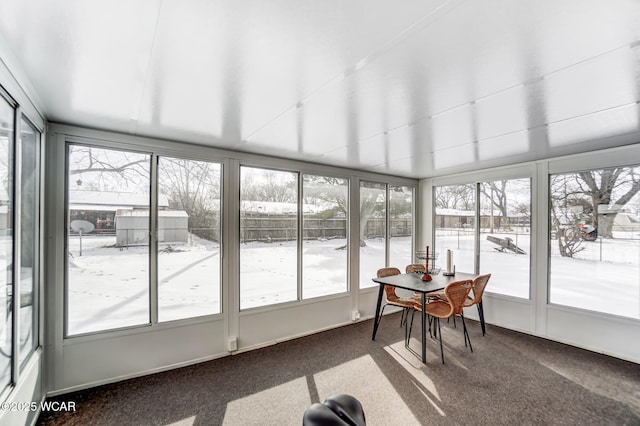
[302,175,348,299]
[479,179,531,298]
[0,97,14,390]
[67,145,151,335]
[359,181,386,288]
[157,157,221,321]
[389,185,413,270]
[19,117,39,367]
[240,167,298,309]
[549,167,640,318]
[434,184,476,274]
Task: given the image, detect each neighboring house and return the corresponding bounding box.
[116,210,189,246]
[612,211,640,233]
[435,208,530,231]
[69,190,170,234]
[69,190,188,245]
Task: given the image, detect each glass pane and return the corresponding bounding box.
[157,157,221,321]
[479,179,531,298]
[67,145,151,335]
[434,184,476,274]
[240,167,298,309]
[19,117,39,367]
[549,167,640,319]
[360,181,386,288]
[302,175,348,299]
[0,98,13,390]
[389,185,413,271]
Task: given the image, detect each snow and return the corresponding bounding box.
[65,232,640,335]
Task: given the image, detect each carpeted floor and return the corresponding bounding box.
[37,313,640,425]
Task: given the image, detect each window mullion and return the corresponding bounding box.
[149,154,158,324]
[385,184,390,267]
[475,182,481,275]
[11,106,21,384]
[297,172,303,301]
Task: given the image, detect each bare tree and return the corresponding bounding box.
[302,176,348,219]
[68,146,150,192]
[576,167,640,238]
[241,169,296,203]
[550,199,586,257]
[158,158,220,241]
[480,181,508,232]
[359,185,383,247]
[550,175,588,257]
[434,184,475,210]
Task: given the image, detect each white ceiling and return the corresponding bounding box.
[1,0,640,178]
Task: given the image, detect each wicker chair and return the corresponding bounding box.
[405,264,427,310]
[468,273,491,335]
[408,279,474,364]
[376,267,418,327]
[406,263,444,307]
[420,273,491,335]
[405,264,425,274]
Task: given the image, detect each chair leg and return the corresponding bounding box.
[437,318,444,364]
[376,304,387,327]
[431,315,437,339]
[400,308,407,327]
[477,302,486,336]
[405,310,416,346]
[427,315,436,338]
[460,312,473,353]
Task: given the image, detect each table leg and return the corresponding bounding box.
[421,293,426,363]
[478,301,486,335]
[371,284,385,340]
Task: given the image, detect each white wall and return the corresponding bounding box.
[44,125,640,400]
[45,124,417,394]
[420,144,640,363]
[0,32,47,426]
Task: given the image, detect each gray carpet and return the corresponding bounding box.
[37,313,640,425]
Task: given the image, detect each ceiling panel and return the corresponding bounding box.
[1,0,640,178]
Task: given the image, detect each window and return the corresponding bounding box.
[240,167,298,309]
[478,179,531,298]
[0,95,14,391]
[434,184,476,274]
[157,157,221,321]
[435,179,531,299]
[359,181,386,288]
[302,174,349,299]
[18,117,40,367]
[549,167,640,318]
[66,145,151,335]
[0,97,41,389]
[389,185,413,269]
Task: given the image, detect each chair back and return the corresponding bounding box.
[377,267,401,302]
[444,279,473,315]
[377,267,401,278]
[470,274,491,305]
[405,263,425,273]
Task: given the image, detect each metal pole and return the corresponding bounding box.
[599,236,603,261]
[79,230,83,256]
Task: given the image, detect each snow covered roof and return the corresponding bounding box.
[116,210,188,217]
[240,200,328,215]
[436,207,515,217]
[436,208,475,217]
[71,204,133,212]
[69,190,169,208]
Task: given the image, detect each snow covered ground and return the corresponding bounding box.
[66,232,640,334]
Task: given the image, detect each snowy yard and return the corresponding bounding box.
[66,231,640,334]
